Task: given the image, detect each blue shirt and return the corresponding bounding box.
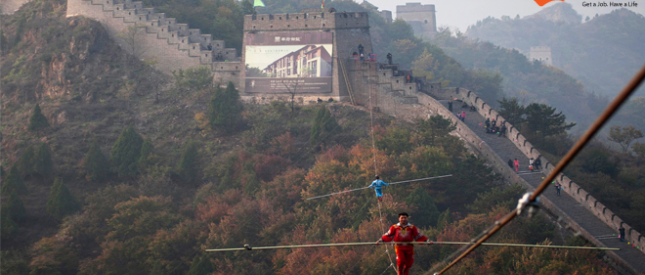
[369,180,389,189]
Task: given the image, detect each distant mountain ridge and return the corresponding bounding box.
[465,5,645,98]
[526,2,581,24]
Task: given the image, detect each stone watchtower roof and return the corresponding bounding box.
[396,2,435,13]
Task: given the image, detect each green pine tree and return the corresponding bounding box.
[46,178,81,220]
[151,259,164,275]
[242,162,259,195]
[28,104,49,132]
[1,207,18,240]
[208,82,242,134]
[2,166,28,195]
[17,146,35,176]
[310,106,339,146]
[436,208,451,231]
[138,138,153,171]
[110,125,144,177]
[6,191,27,223]
[34,143,53,178]
[84,140,110,181]
[241,0,256,15]
[176,140,199,183]
[187,255,213,275]
[405,187,440,228]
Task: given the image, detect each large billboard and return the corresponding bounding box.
[244,31,333,94]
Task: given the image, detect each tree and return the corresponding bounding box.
[310,106,339,146]
[173,67,213,90]
[633,142,645,166]
[46,178,81,220]
[497,97,526,129]
[208,82,243,134]
[176,140,199,183]
[2,166,28,195]
[28,104,49,132]
[118,25,146,62]
[5,191,27,223]
[138,138,154,171]
[414,115,456,147]
[84,140,110,181]
[34,143,53,178]
[524,103,576,137]
[608,125,643,153]
[241,0,255,15]
[436,208,451,231]
[187,255,213,275]
[110,125,144,177]
[405,187,440,228]
[1,207,18,240]
[17,146,35,176]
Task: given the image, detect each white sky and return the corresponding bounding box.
[367,0,645,32]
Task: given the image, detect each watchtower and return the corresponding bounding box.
[396,3,437,39]
[240,8,373,103]
[529,46,553,66]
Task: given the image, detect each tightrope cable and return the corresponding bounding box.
[205,241,620,252]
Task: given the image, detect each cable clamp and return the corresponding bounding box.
[244,244,252,250]
[516,192,540,217]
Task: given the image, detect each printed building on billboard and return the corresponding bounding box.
[264,45,332,78]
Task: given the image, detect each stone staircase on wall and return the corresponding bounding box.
[66,0,240,83]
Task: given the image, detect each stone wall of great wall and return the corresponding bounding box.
[426,87,645,274]
[441,87,645,254]
[66,0,241,82]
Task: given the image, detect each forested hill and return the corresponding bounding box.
[0,0,621,274]
[465,3,645,99]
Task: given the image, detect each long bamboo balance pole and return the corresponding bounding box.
[306,174,453,200]
[205,241,619,252]
[431,63,645,275]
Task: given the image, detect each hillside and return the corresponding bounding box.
[0,0,624,274]
[465,3,645,99]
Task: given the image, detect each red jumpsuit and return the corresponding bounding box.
[381,223,428,275]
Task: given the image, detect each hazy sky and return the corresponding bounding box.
[367,0,645,32]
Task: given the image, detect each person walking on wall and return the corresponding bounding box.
[619,226,626,242]
[358,44,364,55]
[448,101,453,112]
[368,176,389,202]
[514,158,519,172]
[387,53,392,65]
[461,111,466,122]
[376,212,432,275]
[529,158,534,172]
[534,157,542,171]
[485,118,491,133]
[554,181,561,197]
[508,159,514,170]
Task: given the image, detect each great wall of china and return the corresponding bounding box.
[57,1,645,273]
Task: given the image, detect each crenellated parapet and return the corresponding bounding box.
[66,0,241,82]
[244,10,369,32]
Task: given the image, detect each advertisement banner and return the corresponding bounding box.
[245,31,333,94]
